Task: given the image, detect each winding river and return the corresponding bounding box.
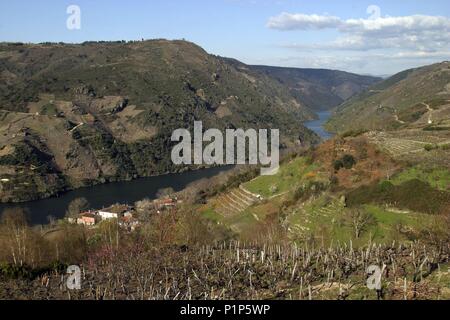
[1,111,333,225]
[304,111,334,140]
[0,166,232,225]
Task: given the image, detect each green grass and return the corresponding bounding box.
[223,211,258,233]
[201,208,222,223]
[243,157,320,198]
[287,198,438,247]
[346,179,450,215]
[391,166,450,191]
[201,205,259,233]
[365,205,432,229]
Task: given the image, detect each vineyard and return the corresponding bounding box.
[215,186,261,216]
[1,241,448,300]
[365,131,450,167]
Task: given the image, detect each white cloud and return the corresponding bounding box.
[267,13,450,52]
[267,12,341,30]
[342,15,450,35]
[263,10,450,74]
[272,50,450,75]
[268,13,450,33]
[377,50,450,60]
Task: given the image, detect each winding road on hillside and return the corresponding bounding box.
[393,109,405,124]
[421,102,434,124]
[393,102,434,125]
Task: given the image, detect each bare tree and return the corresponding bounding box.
[140,211,178,246]
[1,208,30,267]
[66,197,90,218]
[156,187,175,199]
[346,207,376,239]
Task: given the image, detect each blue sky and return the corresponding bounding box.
[1,0,450,75]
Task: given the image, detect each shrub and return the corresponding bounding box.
[424,144,438,152]
[333,160,344,171]
[333,154,357,171]
[342,154,356,169]
[379,180,394,192]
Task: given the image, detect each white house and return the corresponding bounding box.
[98,211,119,220]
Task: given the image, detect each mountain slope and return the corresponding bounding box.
[247,65,381,112]
[0,40,319,203]
[326,62,450,133]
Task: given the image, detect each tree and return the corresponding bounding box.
[334,155,357,172]
[176,210,218,246]
[345,207,376,239]
[1,208,30,266]
[156,187,175,199]
[342,154,356,169]
[66,198,90,218]
[140,211,178,246]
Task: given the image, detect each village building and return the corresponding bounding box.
[98,204,133,221]
[98,210,119,220]
[77,213,96,226]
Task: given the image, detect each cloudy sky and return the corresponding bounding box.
[1,0,449,75]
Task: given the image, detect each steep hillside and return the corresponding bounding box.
[326,62,450,133]
[248,65,381,111]
[0,40,319,203]
[200,134,450,244]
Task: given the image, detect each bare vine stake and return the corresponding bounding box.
[291,262,297,282]
[404,278,407,300]
[300,277,303,300]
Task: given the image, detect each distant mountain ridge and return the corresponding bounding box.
[244,64,381,112]
[0,39,386,203]
[0,40,321,203]
[326,61,450,133]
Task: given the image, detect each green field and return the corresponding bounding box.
[243,157,321,198]
[286,197,438,246]
[391,165,450,191]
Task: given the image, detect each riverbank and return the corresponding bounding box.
[0,165,233,225]
[303,111,334,140]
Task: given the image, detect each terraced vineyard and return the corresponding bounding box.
[366,132,449,156]
[378,138,428,156]
[312,200,346,218]
[215,186,261,216]
[288,199,346,237]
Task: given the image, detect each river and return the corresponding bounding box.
[1,112,333,225]
[304,111,334,140]
[0,166,232,225]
